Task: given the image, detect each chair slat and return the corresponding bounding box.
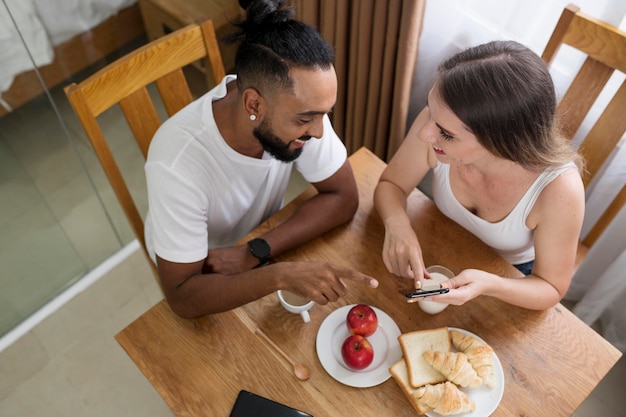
[120,87,162,159]
[200,20,227,87]
[583,184,626,247]
[80,24,209,116]
[564,10,626,73]
[156,69,194,117]
[558,57,613,139]
[66,87,147,249]
[542,4,579,64]
[577,80,626,186]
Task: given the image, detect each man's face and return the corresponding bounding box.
[255,66,337,162]
[253,117,308,162]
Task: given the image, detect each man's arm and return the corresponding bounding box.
[257,158,359,256]
[157,257,376,318]
[157,159,373,318]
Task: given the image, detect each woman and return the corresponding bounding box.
[374,41,585,310]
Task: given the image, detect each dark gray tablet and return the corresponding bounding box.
[229,390,313,417]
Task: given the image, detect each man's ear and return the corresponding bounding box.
[242,88,264,119]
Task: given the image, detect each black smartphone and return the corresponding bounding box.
[401,287,450,299]
[229,390,314,417]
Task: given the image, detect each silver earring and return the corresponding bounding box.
[250,114,257,121]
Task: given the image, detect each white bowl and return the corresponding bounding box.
[418,265,454,315]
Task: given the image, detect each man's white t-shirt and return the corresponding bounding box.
[144,74,347,264]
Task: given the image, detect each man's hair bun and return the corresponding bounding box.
[238,0,254,9]
[238,0,293,27]
[230,0,334,95]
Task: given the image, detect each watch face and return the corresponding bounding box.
[249,238,270,260]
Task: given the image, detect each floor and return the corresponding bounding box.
[0,248,173,417]
[0,45,624,417]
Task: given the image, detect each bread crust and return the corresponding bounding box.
[398,327,451,388]
[389,359,431,415]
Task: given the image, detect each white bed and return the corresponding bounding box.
[0,0,144,116]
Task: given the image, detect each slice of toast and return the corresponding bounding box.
[398,327,450,388]
[389,359,431,415]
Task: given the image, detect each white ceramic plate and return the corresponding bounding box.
[426,328,505,417]
[316,304,402,388]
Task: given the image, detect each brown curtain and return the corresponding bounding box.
[291,0,426,161]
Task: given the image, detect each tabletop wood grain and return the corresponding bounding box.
[116,147,621,417]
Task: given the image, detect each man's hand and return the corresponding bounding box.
[275,261,379,304]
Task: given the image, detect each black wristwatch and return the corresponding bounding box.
[247,238,271,267]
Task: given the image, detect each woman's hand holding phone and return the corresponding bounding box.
[400,287,450,299]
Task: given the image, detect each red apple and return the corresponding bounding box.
[341,334,374,370]
[346,304,378,336]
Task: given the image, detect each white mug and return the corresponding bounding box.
[418,265,455,315]
[277,290,315,323]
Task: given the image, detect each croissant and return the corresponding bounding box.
[415,381,476,415]
[423,351,482,388]
[450,331,496,388]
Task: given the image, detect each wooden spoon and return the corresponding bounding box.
[255,327,311,381]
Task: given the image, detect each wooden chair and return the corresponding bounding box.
[542,4,626,269]
[65,20,226,273]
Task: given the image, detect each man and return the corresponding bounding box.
[144,0,377,318]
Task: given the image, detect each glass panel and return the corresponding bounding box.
[0,0,147,337]
[0,97,93,335]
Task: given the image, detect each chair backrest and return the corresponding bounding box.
[542,4,626,248]
[65,20,226,266]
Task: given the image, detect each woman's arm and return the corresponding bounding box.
[520,167,585,306]
[374,108,437,285]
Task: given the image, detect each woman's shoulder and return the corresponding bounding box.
[530,165,585,225]
[541,164,584,197]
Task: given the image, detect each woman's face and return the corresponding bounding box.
[418,86,491,166]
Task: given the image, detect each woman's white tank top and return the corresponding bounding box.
[432,162,576,265]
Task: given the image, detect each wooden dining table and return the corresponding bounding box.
[116,147,621,417]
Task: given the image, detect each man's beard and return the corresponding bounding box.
[253,119,310,162]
